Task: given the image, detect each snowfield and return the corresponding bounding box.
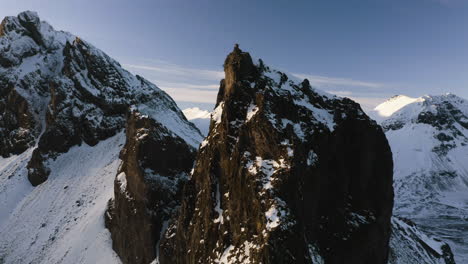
[0,133,125,264]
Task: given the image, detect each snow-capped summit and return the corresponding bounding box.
[376,93,468,263]
[375,93,468,130]
[373,95,424,120]
[182,107,211,136]
[183,107,211,120]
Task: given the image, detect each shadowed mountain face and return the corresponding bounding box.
[159,46,394,264]
[105,110,197,264]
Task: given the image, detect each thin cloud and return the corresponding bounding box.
[325,90,354,96]
[292,73,384,89]
[124,63,223,81]
[122,59,392,111]
[161,87,218,103]
[153,81,219,91]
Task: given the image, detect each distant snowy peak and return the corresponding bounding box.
[183,107,211,120]
[373,95,423,119]
[375,93,468,133]
[182,107,211,136]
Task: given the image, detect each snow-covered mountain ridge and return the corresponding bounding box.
[373,93,468,263]
[0,11,201,264]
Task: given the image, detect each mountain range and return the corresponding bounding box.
[0,11,463,264]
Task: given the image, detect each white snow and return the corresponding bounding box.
[294,98,335,131]
[200,138,209,149]
[281,119,306,140]
[372,95,422,120]
[215,240,260,264]
[218,245,235,264]
[246,156,288,190]
[183,107,211,120]
[212,102,224,125]
[116,172,127,192]
[307,150,318,166]
[0,133,125,264]
[135,101,203,148]
[213,183,224,224]
[265,206,281,230]
[392,217,445,258]
[308,244,325,264]
[246,104,259,122]
[183,107,211,136]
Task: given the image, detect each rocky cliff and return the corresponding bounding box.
[105,110,197,263]
[159,46,394,264]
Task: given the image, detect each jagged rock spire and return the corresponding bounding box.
[160,47,394,264]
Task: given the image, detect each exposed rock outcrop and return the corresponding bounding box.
[105,110,197,264]
[0,87,37,157]
[160,46,394,264]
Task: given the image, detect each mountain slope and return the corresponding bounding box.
[0,133,124,264]
[0,11,202,264]
[373,94,468,263]
[389,217,455,264]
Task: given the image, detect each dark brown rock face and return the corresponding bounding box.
[105,110,197,264]
[160,47,394,264]
[0,86,37,157]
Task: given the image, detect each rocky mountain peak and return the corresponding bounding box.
[0,11,40,37]
[158,48,394,264]
[221,45,256,98]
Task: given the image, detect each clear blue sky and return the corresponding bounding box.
[3,0,468,111]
